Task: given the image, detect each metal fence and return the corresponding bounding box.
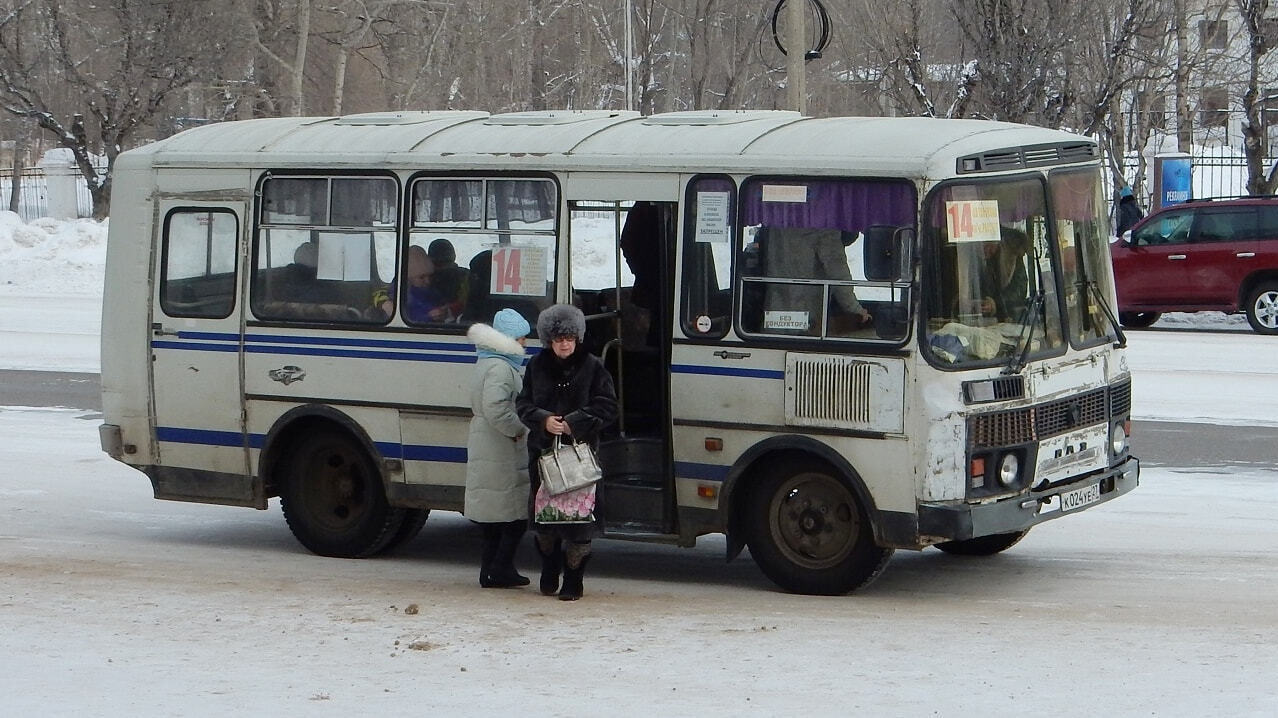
[0,166,97,220]
[1114,145,1275,201]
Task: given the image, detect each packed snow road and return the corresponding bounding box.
[2,406,1276,716]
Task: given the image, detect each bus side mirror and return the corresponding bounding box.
[863,225,914,281]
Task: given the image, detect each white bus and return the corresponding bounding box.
[99,109,1138,595]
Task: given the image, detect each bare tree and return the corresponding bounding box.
[0,0,229,218]
[1235,0,1278,194]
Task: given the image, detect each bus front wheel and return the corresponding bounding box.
[745,461,892,595]
[935,530,1028,556]
[280,429,405,558]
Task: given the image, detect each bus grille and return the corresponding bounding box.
[968,378,1132,449]
[1109,379,1131,416]
[789,355,871,426]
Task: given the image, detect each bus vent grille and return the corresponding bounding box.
[970,380,1132,449]
[1035,388,1107,438]
[1109,378,1132,417]
[788,356,872,427]
[969,408,1034,448]
[958,143,1098,174]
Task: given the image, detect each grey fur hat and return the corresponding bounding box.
[536,303,586,344]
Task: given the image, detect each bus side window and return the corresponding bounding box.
[160,209,238,319]
[680,176,735,338]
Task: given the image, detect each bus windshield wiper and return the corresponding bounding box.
[1002,289,1045,375]
[1083,279,1127,349]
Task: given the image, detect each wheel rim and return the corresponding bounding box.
[1254,291,1278,329]
[299,442,371,532]
[766,472,860,570]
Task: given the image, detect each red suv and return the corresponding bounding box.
[1110,196,1278,334]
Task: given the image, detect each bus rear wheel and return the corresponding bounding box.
[280,429,404,558]
[935,530,1028,556]
[745,461,892,595]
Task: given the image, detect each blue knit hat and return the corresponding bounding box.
[1119,186,1133,198]
[492,308,530,339]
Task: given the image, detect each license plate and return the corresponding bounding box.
[1060,483,1101,512]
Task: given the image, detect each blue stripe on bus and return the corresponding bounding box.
[152,340,240,353]
[244,343,475,363]
[246,333,466,352]
[674,461,730,482]
[155,426,264,448]
[671,363,784,380]
[155,426,466,463]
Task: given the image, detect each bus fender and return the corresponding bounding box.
[718,434,878,562]
[258,404,388,497]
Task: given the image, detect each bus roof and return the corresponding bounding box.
[121,110,1096,179]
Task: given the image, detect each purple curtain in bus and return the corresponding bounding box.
[740,180,916,233]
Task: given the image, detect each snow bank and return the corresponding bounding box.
[0,211,107,296]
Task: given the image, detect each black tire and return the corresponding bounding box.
[745,460,893,595]
[376,509,430,555]
[935,530,1028,556]
[1245,282,1278,335]
[1118,311,1160,328]
[279,429,405,558]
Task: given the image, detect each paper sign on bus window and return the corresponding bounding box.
[490,245,548,296]
[316,233,372,281]
[945,200,1001,243]
[763,310,809,331]
[695,192,731,243]
[762,185,808,203]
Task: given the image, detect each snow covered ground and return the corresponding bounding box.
[2,213,1276,716]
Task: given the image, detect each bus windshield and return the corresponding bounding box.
[922,176,1065,368]
[1049,168,1121,347]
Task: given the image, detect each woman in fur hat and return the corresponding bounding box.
[516,303,618,600]
[464,308,533,588]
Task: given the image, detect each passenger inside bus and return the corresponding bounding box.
[427,238,469,320]
[756,226,873,336]
[378,245,449,322]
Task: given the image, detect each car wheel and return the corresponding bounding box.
[1118,311,1160,328]
[745,460,893,595]
[1245,282,1278,335]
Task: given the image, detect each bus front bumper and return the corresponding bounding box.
[916,456,1139,543]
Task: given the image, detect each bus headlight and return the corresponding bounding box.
[1110,423,1128,455]
[997,452,1020,488]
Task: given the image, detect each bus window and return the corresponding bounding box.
[409,177,557,327]
[736,178,915,341]
[680,175,735,338]
[252,175,397,323]
[1048,169,1120,348]
[922,176,1065,367]
[160,209,238,319]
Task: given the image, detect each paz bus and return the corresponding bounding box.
[98,109,1138,595]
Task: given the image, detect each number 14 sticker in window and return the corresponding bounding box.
[945,200,1001,243]
[490,245,548,296]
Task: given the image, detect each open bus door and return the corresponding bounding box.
[568,200,677,537]
[148,200,254,506]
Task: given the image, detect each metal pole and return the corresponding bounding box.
[625,0,634,112]
[785,0,806,114]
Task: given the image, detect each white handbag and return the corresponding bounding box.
[538,435,604,496]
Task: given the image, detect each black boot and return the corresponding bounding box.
[558,542,591,601]
[477,523,501,588]
[535,533,562,596]
[485,520,529,588]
